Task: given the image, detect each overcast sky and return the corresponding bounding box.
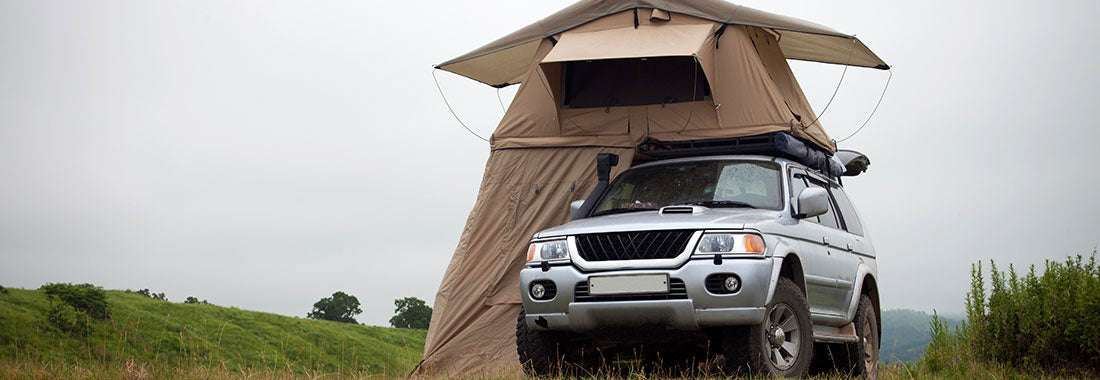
[1,0,1098,326]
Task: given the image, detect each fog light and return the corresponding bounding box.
[724,276,741,292]
[531,283,546,299]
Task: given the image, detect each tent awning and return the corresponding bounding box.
[436,0,889,87]
[541,24,715,63]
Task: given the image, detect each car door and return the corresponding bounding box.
[788,169,846,316]
[828,183,871,312]
[801,173,853,317]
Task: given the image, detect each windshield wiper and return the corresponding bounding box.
[591,207,658,217]
[683,200,756,208]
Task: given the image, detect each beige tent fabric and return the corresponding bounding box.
[421,5,878,376]
[541,23,715,63]
[436,0,888,87]
[746,26,833,150]
[418,147,635,376]
[490,11,832,152]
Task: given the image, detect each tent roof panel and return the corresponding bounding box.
[437,0,888,86]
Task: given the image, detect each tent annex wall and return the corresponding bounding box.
[420,1,887,376]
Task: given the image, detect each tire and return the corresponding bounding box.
[731,277,814,378]
[516,307,601,376]
[845,295,879,379]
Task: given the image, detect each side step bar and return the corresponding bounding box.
[812,323,859,344]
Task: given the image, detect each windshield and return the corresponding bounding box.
[592,160,783,216]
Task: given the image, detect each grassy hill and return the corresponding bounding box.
[880,309,963,364]
[0,286,425,378]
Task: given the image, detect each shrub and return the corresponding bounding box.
[47,300,92,337]
[0,285,8,294]
[183,296,208,304]
[929,252,1100,374]
[131,288,168,301]
[39,283,109,319]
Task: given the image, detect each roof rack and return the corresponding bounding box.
[639,134,785,159]
[638,132,846,178]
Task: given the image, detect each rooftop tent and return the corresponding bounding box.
[436,0,888,88]
[420,1,887,376]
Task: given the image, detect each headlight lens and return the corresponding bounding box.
[696,233,766,254]
[528,240,569,261]
[540,240,569,260]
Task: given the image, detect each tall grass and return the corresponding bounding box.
[924,251,1100,376]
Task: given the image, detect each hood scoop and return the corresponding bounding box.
[659,205,708,215]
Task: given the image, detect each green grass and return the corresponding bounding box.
[0,287,424,377]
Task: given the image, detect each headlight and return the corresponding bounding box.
[696,233,766,254]
[527,239,569,261]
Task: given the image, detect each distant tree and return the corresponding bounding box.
[185,296,200,304]
[307,291,362,324]
[389,297,432,330]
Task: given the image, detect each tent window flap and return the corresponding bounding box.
[562,56,710,109]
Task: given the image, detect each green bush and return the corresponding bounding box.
[0,285,8,294]
[47,300,92,337]
[39,283,110,319]
[927,252,1100,374]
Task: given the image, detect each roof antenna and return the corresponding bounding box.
[432,68,490,143]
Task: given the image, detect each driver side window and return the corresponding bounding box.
[789,171,814,222]
[805,177,841,230]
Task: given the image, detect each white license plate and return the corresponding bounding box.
[588,274,669,296]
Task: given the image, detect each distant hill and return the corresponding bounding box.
[880,309,963,363]
[0,287,425,376]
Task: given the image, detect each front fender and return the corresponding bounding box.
[764,238,800,305]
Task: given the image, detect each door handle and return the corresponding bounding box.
[846,243,854,251]
[822,237,830,244]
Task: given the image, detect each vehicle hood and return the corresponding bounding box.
[534,208,784,238]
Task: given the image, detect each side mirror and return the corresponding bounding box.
[795,188,829,219]
[569,200,586,220]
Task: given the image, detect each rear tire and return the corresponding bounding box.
[845,295,879,379]
[735,277,814,378]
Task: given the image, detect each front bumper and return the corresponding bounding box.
[520,257,776,332]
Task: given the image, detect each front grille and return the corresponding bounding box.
[573,278,688,302]
[574,230,694,261]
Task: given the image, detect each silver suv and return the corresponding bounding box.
[516,154,880,378]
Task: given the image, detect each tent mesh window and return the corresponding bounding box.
[574,278,688,302]
[574,230,694,261]
[562,56,710,109]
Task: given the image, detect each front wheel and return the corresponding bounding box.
[744,277,814,377]
[516,307,600,376]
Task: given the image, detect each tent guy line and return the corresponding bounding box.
[802,37,856,133]
[432,68,490,143]
[837,69,893,144]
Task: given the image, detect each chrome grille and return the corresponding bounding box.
[574,230,694,261]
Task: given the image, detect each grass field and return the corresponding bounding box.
[0,287,425,378]
[0,285,1080,379]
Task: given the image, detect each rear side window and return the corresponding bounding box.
[831,185,865,236]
